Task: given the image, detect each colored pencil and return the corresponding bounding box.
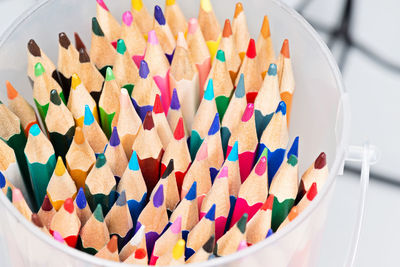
[215,213,247,256]
[152,94,173,150]
[27,39,58,86]
[131,0,153,37]
[297,152,328,203]
[185,204,215,259]
[132,111,164,193]
[235,39,262,103]
[259,101,289,184]
[38,195,56,230]
[187,235,214,263]
[95,235,119,262]
[79,203,110,255]
[121,11,146,68]
[150,216,182,265]
[82,105,108,155]
[170,181,198,241]
[0,139,25,198]
[204,112,224,180]
[32,62,65,126]
[168,239,185,265]
[105,191,134,250]
[230,149,268,227]
[164,0,187,38]
[161,118,191,193]
[232,2,250,61]
[181,140,211,209]
[287,136,299,160]
[96,0,121,45]
[256,16,275,79]
[57,32,79,100]
[246,194,274,245]
[269,154,299,231]
[190,79,217,160]
[206,50,234,120]
[6,81,39,136]
[32,213,51,235]
[219,140,241,232]
[198,0,221,60]
[169,33,199,132]
[219,19,241,83]
[98,67,120,138]
[0,102,30,190]
[153,5,176,64]
[116,89,142,158]
[90,17,116,76]
[0,171,13,195]
[124,247,148,264]
[117,150,147,229]
[278,182,317,231]
[136,184,168,258]
[277,39,295,125]
[65,127,95,190]
[50,198,81,247]
[167,88,187,136]
[45,89,75,158]
[151,159,180,213]
[74,32,87,52]
[144,30,171,113]
[85,153,117,214]
[113,39,139,96]
[53,230,66,244]
[201,166,229,241]
[187,18,211,97]
[12,188,32,221]
[237,240,248,251]
[254,63,281,140]
[25,124,56,208]
[131,60,160,121]
[227,103,258,182]
[67,73,99,128]
[220,73,246,155]
[119,224,147,262]
[47,157,77,211]
[104,127,128,182]
[75,48,104,103]
[74,187,92,226]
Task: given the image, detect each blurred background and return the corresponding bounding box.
[0,0,398,266]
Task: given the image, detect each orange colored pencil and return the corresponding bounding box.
[218,19,241,83]
[232,2,250,61]
[256,16,276,79]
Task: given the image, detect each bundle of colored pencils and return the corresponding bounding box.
[0,0,330,265]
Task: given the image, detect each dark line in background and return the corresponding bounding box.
[345,166,400,187]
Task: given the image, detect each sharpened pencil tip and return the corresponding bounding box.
[129,151,140,171]
[54,156,66,176]
[222,19,232,37]
[109,127,120,147]
[95,153,107,168]
[91,17,104,37]
[63,198,74,214]
[185,181,197,201]
[208,113,220,135]
[49,89,61,105]
[153,184,164,208]
[34,62,45,77]
[276,101,286,115]
[84,105,95,125]
[107,236,118,253]
[93,204,104,222]
[105,67,115,81]
[205,204,216,221]
[267,63,277,76]
[204,79,215,100]
[281,39,290,58]
[122,11,133,26]
[153,94,164,114]
[29,124,41,137]
[58,32,71,49]
[307,182,318,201]
[227,141,239,161]
[131,0,144,11]
[71,73,81,90]
[315,152,327,169]
[260,16,271,38]
[235,74,245,98]
[139,60,150,78]
[234,2,244,18]
[75,188,87,209]
[246,39,256,59]
[237,213,248,233]
[154,5,166,26]
[5,81,18,100]
[116,39,127,55]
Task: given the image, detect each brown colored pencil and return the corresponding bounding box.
[27,39,58,85]
[131,111,164,193]
[31,213,51,236]
[38,195,56,230]
[57,32,79,99]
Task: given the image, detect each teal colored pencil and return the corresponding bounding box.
[45,90,75,159]
[220,73,247,157]
[24,124,56,208]
[190,79,217,160]
[0,101,33,203]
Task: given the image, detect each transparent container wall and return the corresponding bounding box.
[0,0,347,266]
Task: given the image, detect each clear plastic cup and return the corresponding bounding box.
[0,0,352,266]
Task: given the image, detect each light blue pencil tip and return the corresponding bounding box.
[29,124,41,136]
[204,79,214,100]
[84,105,94,125]
[129,151,140,171]
[227,141,239,161]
